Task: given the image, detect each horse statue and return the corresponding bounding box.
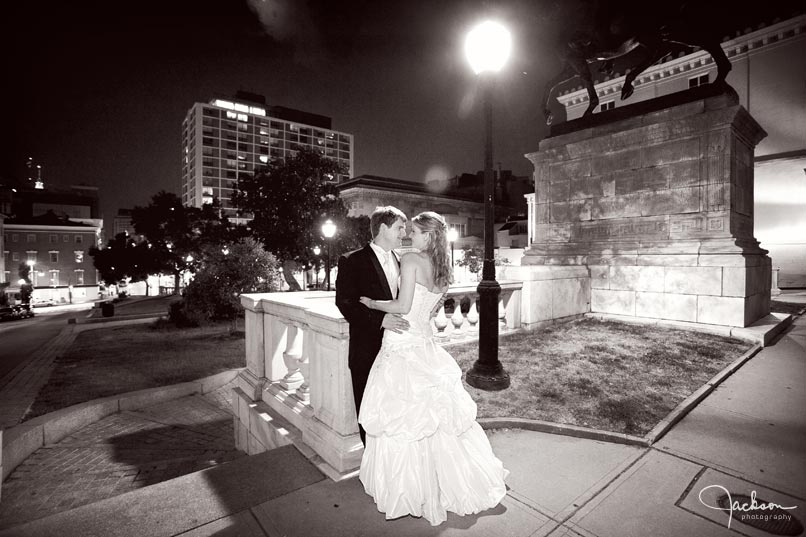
[541,0,733,125]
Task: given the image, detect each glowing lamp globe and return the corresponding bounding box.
[465,21,511,74]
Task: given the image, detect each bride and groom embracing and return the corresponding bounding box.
[335,206,508,526]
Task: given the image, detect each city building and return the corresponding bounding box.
[555,13,806,287]
[339,174,522,248]
[181,91,354,223]
[113,208,136,237]
[3,211,102,304]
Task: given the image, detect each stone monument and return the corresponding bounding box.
[503,86,771,328]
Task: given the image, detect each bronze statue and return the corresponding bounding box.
[541,0,732,125]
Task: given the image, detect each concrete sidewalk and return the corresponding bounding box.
[1,315,804,536]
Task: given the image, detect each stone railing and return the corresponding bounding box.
[234,280,522,480]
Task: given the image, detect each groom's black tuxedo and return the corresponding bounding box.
[335,243,399,445]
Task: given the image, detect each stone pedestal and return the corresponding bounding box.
[521,87,770,328]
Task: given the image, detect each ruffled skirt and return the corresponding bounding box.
[358,336,508,526]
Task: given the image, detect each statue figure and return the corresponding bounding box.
[541,0,733,125]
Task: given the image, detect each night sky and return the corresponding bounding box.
[4,0,799,232]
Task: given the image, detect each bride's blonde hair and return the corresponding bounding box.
[412,211,453,289]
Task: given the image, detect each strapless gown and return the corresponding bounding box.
[358,283,509,526]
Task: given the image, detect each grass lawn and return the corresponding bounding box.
[450,317,754,436]
[26,322,244,420]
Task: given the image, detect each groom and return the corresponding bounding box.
[335,206,409,445]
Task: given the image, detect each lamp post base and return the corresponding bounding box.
[467,278,510,391]
[466,361,510,391]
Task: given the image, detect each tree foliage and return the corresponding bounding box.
[131,191,246,292]
[233,148,348,262]
[89,232,157,286]
[179,238,282,324]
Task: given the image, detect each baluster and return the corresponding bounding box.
[466,297,479,330]
[433,304,449,338]
[450,294,465,337]
[280,323,304,391]
[295,327,311,403]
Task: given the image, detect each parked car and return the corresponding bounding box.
[0,306,15,321]
[32,297,55,308]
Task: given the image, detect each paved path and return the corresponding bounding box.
[0,323,78,430]
[0,381,244,530]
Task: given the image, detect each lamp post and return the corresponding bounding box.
[313,246,321,289]
[321,219,337,291]
[447,228,458,268]
[464,20,511,391]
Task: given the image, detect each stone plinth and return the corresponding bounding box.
[522,87,770,328]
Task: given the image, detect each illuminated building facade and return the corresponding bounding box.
[556,14,806,287]
[181,92,354,223]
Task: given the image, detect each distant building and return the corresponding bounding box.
[113,208,135,237]
[338,175,521,249]
[3,211,102,304]
[181,91,354,223]
[556,13,806,287]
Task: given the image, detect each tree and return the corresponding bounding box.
[132,191,244,293]
[89,233,158,291]
[232,148,348,290]
[180,237,281,326]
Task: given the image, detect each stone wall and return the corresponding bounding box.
[517,88,771,328]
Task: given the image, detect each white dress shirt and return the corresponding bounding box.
[370,242,399,297]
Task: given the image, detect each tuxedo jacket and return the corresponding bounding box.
[335,243,399,372]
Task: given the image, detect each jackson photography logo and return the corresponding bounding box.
[699,485,803,534]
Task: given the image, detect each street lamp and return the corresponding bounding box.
[464,19,511,391]
[313,246,322,289]
[321,219,337,291]
[447,227,459,268]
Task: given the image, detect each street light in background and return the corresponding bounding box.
[464,19,511,391]
[447,227,459,268]
[313,246,322,289]
[321,219,337,291]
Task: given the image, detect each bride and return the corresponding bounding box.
[358,211,508,526]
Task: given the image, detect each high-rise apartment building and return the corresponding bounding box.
[181,92,354,222]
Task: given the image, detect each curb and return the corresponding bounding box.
[0,368,243,487]
[479,417,650,447]
[644,342,763,444]
[71,313,166,325]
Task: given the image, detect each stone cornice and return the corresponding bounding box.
[558,14,806,107]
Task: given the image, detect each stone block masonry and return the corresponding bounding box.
[518,87,771,328]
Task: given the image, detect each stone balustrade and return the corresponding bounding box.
[233,280,522,480]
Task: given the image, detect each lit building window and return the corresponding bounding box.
[27,250,37,262]
[75,251,84,263]
[75,269,85,285]
[49,270,60,286]
[12,252,19,262]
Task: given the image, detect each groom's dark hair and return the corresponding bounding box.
[370,206,407,238]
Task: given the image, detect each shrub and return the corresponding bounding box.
[181,238,282,324]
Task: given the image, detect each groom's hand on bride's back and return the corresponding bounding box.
[382,314,409,333]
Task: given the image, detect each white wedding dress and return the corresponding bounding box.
[358,282,509,526]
